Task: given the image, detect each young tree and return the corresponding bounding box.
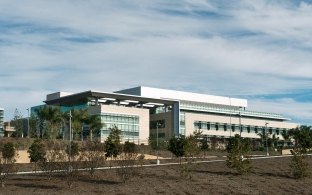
[0,142,17,187]
[288,126,312,178]
[64,141,80,189]
[105,125,122,167]
[226,134,252,174]
[11,109,24,138]
[28,139,46,172]
[148,135,168,150]
[2,142,16,161]
[80,141,105,177]
[116,141,138,183]
[66,141,80,160]
[168,135,187,165]
[201,138,209,157]
[183,130,203,180]
[185,130,202,158]
[40,140,67,179]
[148,135,157,150]
[210,135,218,151]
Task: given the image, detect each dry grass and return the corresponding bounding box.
[0,156,311,194]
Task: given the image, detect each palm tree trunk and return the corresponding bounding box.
[81,126,83,141]
[90,129,93,141]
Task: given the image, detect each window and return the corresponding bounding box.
[150,120,165,129]
[101,113,140,141]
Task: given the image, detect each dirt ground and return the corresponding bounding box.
[1,156,312,195]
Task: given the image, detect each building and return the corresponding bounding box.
[3,121,15,137]
[42,86,297,144]
[0,108,4,137]
[118,87,297,140]
[44,90,177,143]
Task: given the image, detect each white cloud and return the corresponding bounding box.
[249,98,312,125]
[0,0,311,124]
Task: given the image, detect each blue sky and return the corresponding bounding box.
[1,0,312,125]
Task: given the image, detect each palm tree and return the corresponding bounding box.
[271,134,279,148]
[281,130,292,147]
[35,106,62,139]
[71,109,88,141]
[85,114,103,141]
[257,131,269,148]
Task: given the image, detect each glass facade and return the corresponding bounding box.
[101,113,139,142]
[180,112,186,135]
[0,109,4,137]
[60,104,88,112]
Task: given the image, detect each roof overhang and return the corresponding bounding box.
[44,90,178,106]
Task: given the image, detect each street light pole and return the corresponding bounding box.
[229,97,232,138]
[69,110,72,165]
[239,111,242,137]
[265,122,269,156]
[156,122,160,165]
[27,108,30,138]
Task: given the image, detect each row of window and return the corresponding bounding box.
[101,113,140,140]
[194,121,287,135]
[101,113,139,124]
[101,130,139,137]
[103,123,139,132]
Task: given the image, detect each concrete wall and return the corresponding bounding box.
[150,112,174,139]
[16,150,30,164]
[88,105,150,144]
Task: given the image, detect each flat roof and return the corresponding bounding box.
[117,86,248,108]
[44,90,178,106]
